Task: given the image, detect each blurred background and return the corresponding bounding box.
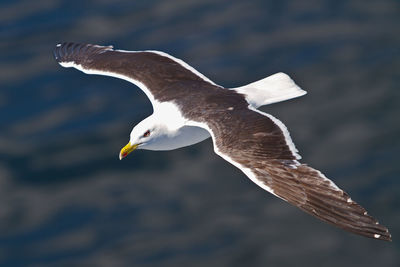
[1,0,399,266]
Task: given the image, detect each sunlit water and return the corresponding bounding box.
[0,0,399,266]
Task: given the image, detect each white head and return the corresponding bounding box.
[119,115,169,159]
[119,102,208,159]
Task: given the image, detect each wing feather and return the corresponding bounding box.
[54,42,218,107]
[187,108,391,241]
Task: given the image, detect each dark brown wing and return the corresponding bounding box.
[189,107,392,241]
[53,42,219,106]
[253,160,391,241]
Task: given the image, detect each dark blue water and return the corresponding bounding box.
[1,0,399,266]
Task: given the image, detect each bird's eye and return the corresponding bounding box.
[143,130,150,137]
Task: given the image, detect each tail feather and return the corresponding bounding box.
[232,72,307,108]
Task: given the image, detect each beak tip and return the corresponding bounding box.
[119,142,138,161]
[119,151,128,160]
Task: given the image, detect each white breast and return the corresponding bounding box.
[145,125,210,151]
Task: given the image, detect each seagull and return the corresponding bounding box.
[54,42,391,241]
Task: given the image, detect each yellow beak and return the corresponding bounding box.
[119,142,139,160]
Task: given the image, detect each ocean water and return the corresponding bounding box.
[0,0,399,266]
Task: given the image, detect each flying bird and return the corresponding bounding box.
[54,42,391,241]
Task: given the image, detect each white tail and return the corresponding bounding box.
[232,72,307,108]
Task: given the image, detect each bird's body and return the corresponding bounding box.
[132,102,211,151]
[54,42,391,241]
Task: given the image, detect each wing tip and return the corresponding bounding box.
[373,225,392,242]
[347,225,392,241]
[53,42,114,66]
[53,42,75,63]
[364,228,392,242]
[265,163,393,242]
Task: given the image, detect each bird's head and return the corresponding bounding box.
[119,115,167,160]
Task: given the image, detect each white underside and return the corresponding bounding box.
[144,124,210,150]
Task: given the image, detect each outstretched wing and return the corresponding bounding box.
[53,42,220,108]
[187,107,392,241]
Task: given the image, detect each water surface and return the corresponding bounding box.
[0,0,399,266]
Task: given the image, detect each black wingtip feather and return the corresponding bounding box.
[53,42,114,65]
